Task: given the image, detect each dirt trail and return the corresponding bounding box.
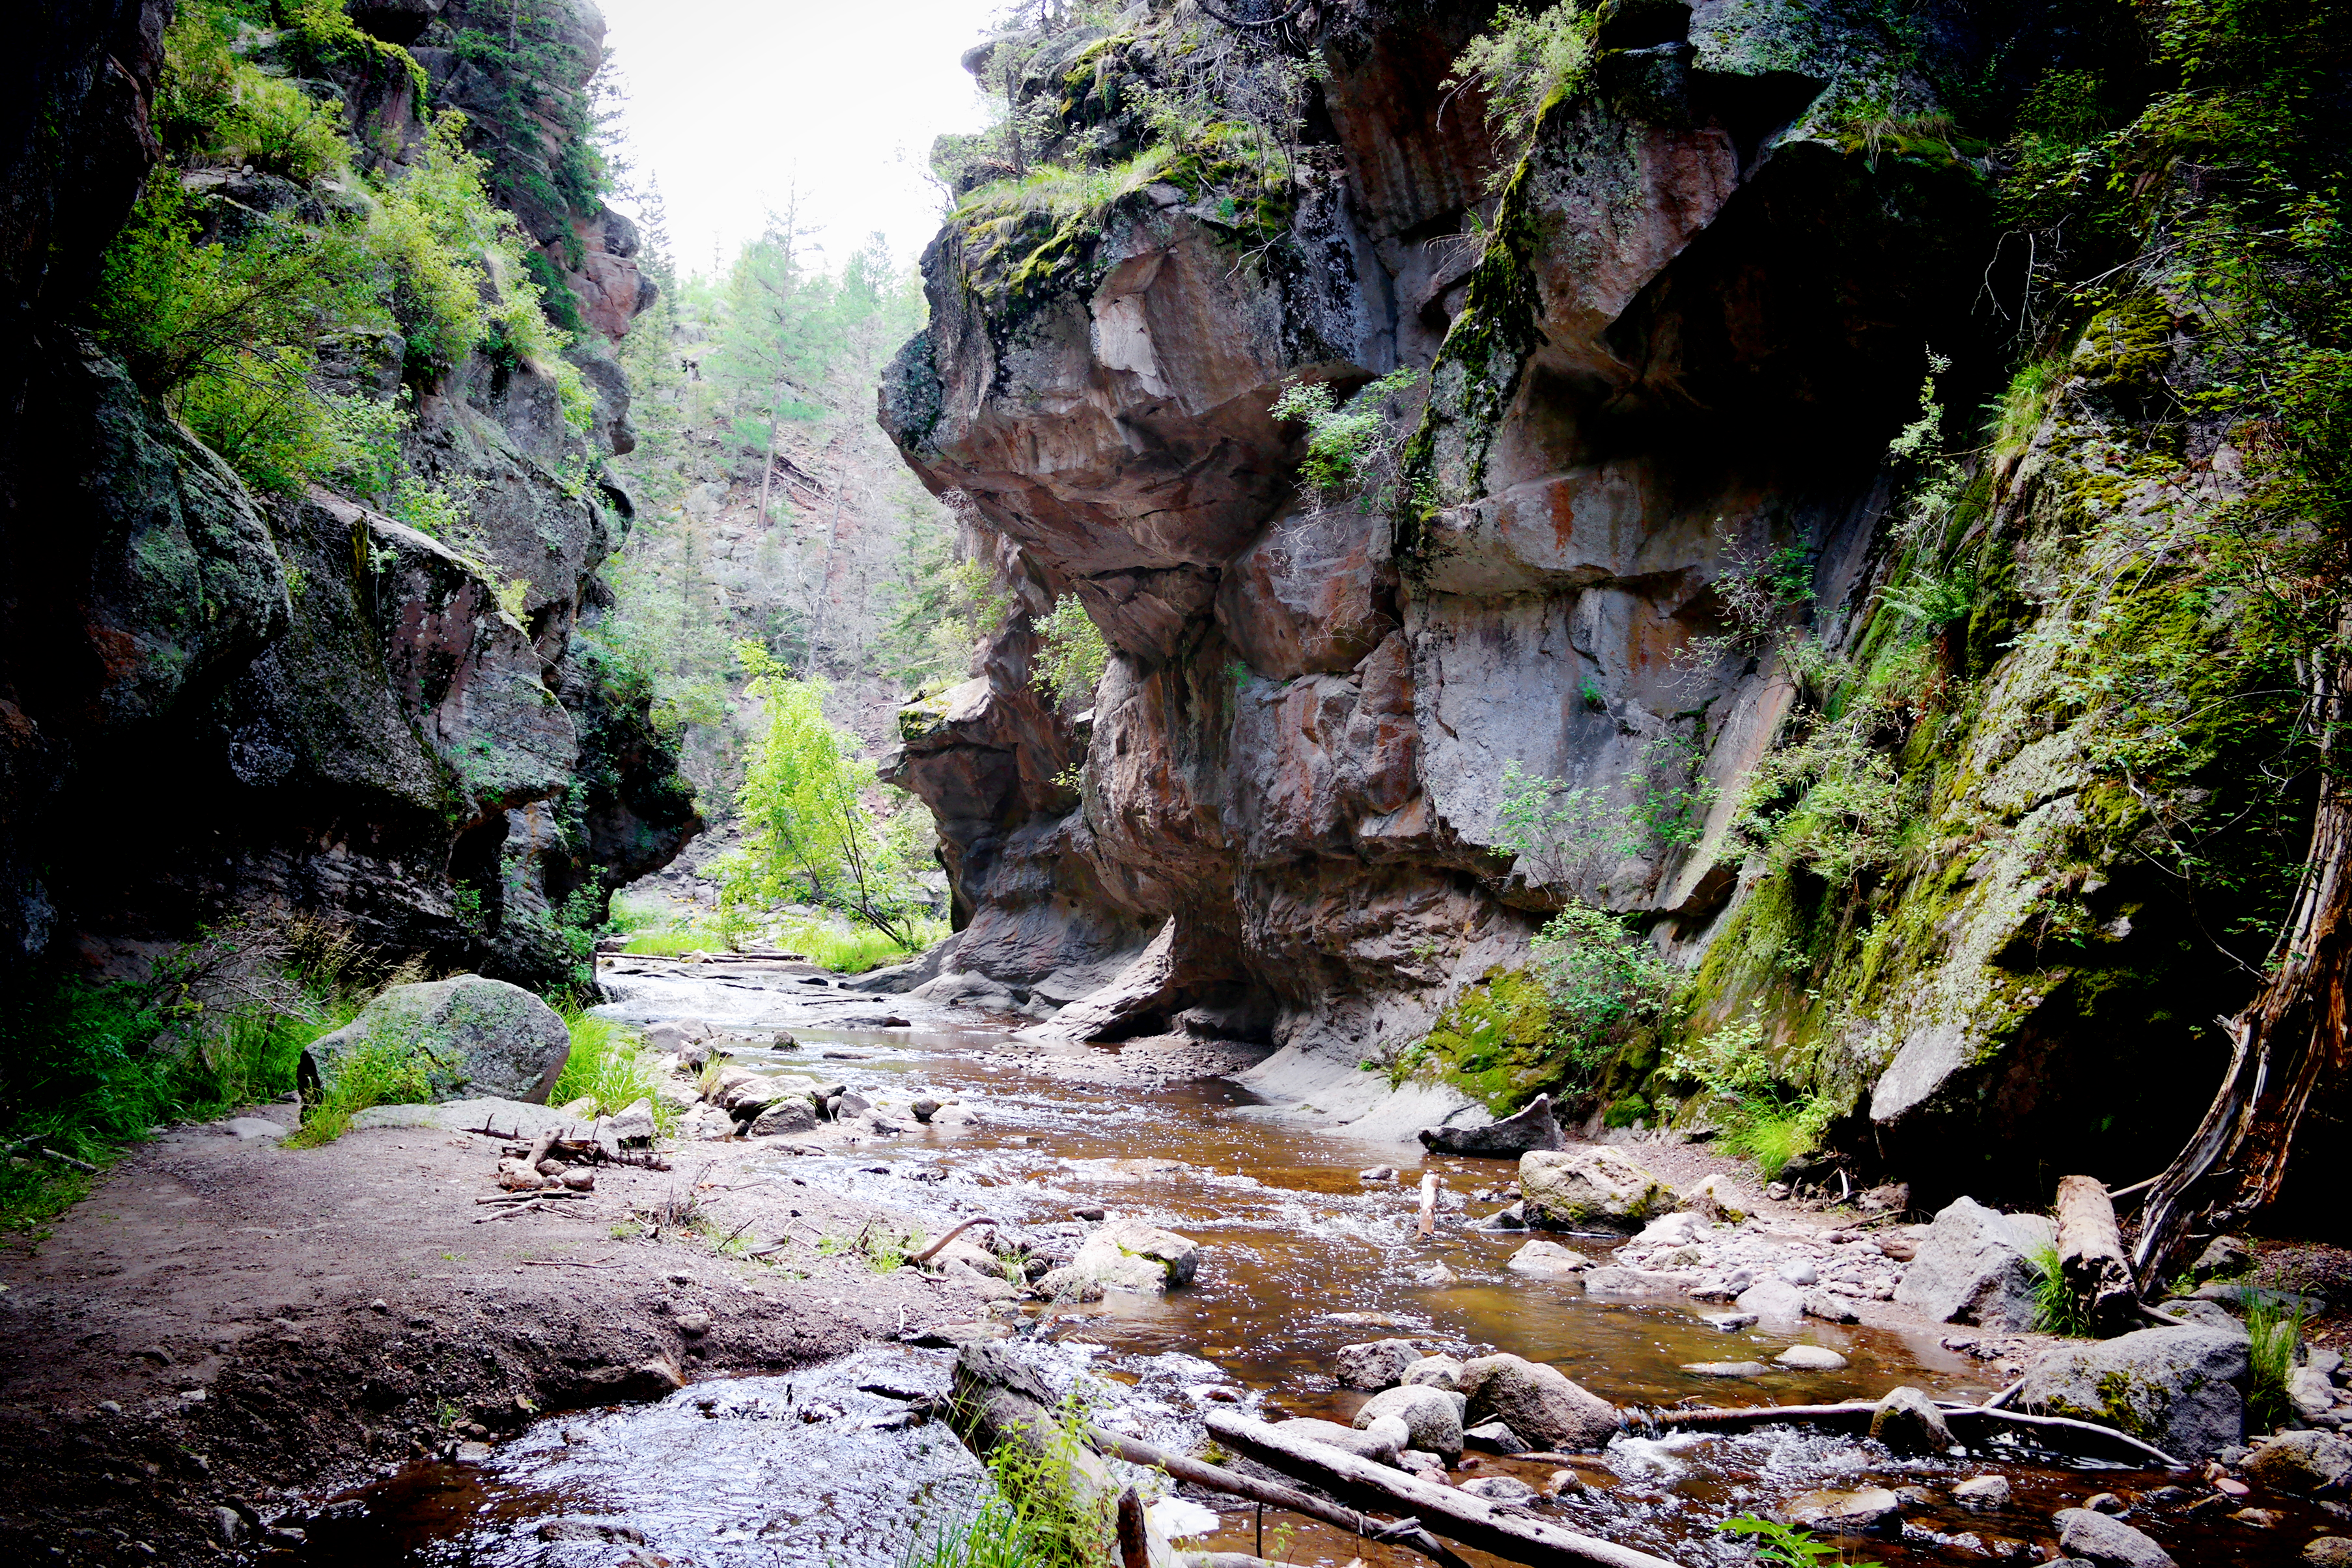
[0,1093,990,1564]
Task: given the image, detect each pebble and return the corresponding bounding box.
[1358,1166,1397,1183]
[369,1299,389,1313]
[1681,1360,1771,1377]
[1459,1476,1536,1503]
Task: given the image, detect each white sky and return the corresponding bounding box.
[596,0,1005,280]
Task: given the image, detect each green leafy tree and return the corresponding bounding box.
[723,648,917,943]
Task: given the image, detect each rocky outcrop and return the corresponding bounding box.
[2016,1326,2250,1461]
[878,2,2313,1194]
[1892,1197,2057,1332]
[0,0,694,985]
[300,974,571,1105]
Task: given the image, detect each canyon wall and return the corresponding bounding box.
[882,0,2326,1197]
[0,0,696,989]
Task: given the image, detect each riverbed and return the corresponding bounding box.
[281,957,2323,1567]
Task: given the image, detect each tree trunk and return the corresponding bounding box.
[2054,1175,2137,1337]
[2134,616,2352,1288]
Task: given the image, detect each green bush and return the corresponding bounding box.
[1269,368,1421,495]
[548,1004,672,1130]
[1668,1007,1833,1180]
[285,1034,434,1148]
[1031,595,1109,708]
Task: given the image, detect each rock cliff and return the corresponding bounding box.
[882,0,2342,1195]
[0,0,695,988]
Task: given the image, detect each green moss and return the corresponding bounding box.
[1408,964,1565,1113]
[2074,296,2176,387]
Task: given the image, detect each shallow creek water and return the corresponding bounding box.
[288,962,2330,1567]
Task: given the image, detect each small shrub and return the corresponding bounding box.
[1031,595,1109,708]
[548,1004,672,1131]
[1668,1007,1832,1180]
[2028,1241,2093,1337]
[1270,368,1421,496]
[285,1035,435,1148]
[2245,1291,2307,1432]
[1532,904,1683,1078]
[1716,1513,1879,1568]
[1444,3,1599,178]
[1602,1094,1650,1128]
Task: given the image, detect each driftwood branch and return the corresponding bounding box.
[1632,1400,2185,1469]
[2054,1175,2138,1336]
[1085,1425,1476,1568]
[1203,1412,1678,1568]
[911,1214,1004,1265]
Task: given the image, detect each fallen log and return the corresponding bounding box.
[1631,1400,2184,1469]
[1085,1425,1474,1568]
[2055,1175,2137,1337]
[1202,1412,1677,1568]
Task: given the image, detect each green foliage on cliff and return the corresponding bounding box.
[1269,369,1422,497]
[89,5,593,497]
[1443,1,1598,179]
[1032,595,1110,708]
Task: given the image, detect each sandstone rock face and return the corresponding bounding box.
[871,0,2274,1197]
[1520,1147,1676,1231]
[300,975,572,1106]
[2016,1327,2250,1461]
[1458,1353,1621,1453]
[1892,1197,2058,1332]
[0,0,692,984]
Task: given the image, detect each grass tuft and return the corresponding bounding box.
[2245,1290,2306,1432]
[2028,1241,2093,1337]
[549,1003,675,1132]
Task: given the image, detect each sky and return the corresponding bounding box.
[595,0,1006,280]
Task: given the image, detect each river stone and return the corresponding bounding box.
[1683,1173,1748,1224]
[1785,1487,1903,1537]
[1586,1265,1700,1296]
[746,1097,816,1136]
[1634,1210,1709,1246]
[1037,1218,1198,1295]
[1459,1475,1537,1503]
[2015,1327,2249,1461]
[1459,1352,1621,1451]
[2306,1539,2352,1566]
[1403,1355,1464,1392]
[1519,1147,1675,1231]
[604,1098,656,1143]
[1506,1239,1588,1278]
[300,976,570,1107]
[1892,1196,2057,1331]
[2154,1299,2246,1335]
[2054,1508,2175,1568]
[1776,1345,1850,1371]
[1334,1338,1420,1391]
[2195,1235,2252,1281]
[1354,1384,1464,1463]
[1953,1474,2009,1508]
[1736,1278,1808,1321]
[1463,1420,1525,1453]
[1418,1093,1564,1156]
[1272,1417,1405,1468]
[1683,1361,1770,1378]
[2246,1431,2352,1494]
[1870,1386,1956,1453]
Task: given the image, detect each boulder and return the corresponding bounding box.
[1459,1353,1621,1452]
[1036,1218,1198,1295]
[300,977,570,1107]
[1459,1476,1537,1503]
[1354,1384,1464,1463]
[2154,1299,2247,1336]
[1953,1474,2009,1508]
[1892,1196,2058,1332]
[2016,1327,2249,1461]
[1272,1417,1404,1468]
[1776,1345,1850,1371]
[1586,1266,1700,1296]
[1736,1278,1809,1321]
[1402,1355,1464,1392]
[1418,1094,1565,1157]
[2194,1235,2252,1281]
[1463,1420,1524,1453]
[1785,1488,1903,1537]
[1683,1173,1748,1224]
[1869,1386,1955,1454]
[707,1068,789,1115]
[2307,1539,2352,1566]
[1505,1240,1588,1278]
[1519,1147,1675,1231]
[2053,1508,2175,1568]
[2245,1431,2352,1495]
[1334,1338,1420,1391]
[1633,1210,1707,1246]
[1804,1291,1860,1324]
[746,1097,817,1136]
[604,1098,656,1144]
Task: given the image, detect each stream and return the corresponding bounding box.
[282,959,2326,1567]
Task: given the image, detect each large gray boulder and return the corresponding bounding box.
[1354,1384,1465,1463]
[2053,1508,2175,1568]
[2246,1431,2352,1495]
[1892,1196,2057,1331]
[1419,1094,1565,1156]
[1334,1338,1420,1391]
[1518,1147,1675,1231]
[1036,1218,1198,1296]
[1459,1353,1621,1451]
[300,977,570,1107]
[2016,1327,2249,1461]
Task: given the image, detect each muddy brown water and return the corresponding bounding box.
[283,968,2344,1566]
